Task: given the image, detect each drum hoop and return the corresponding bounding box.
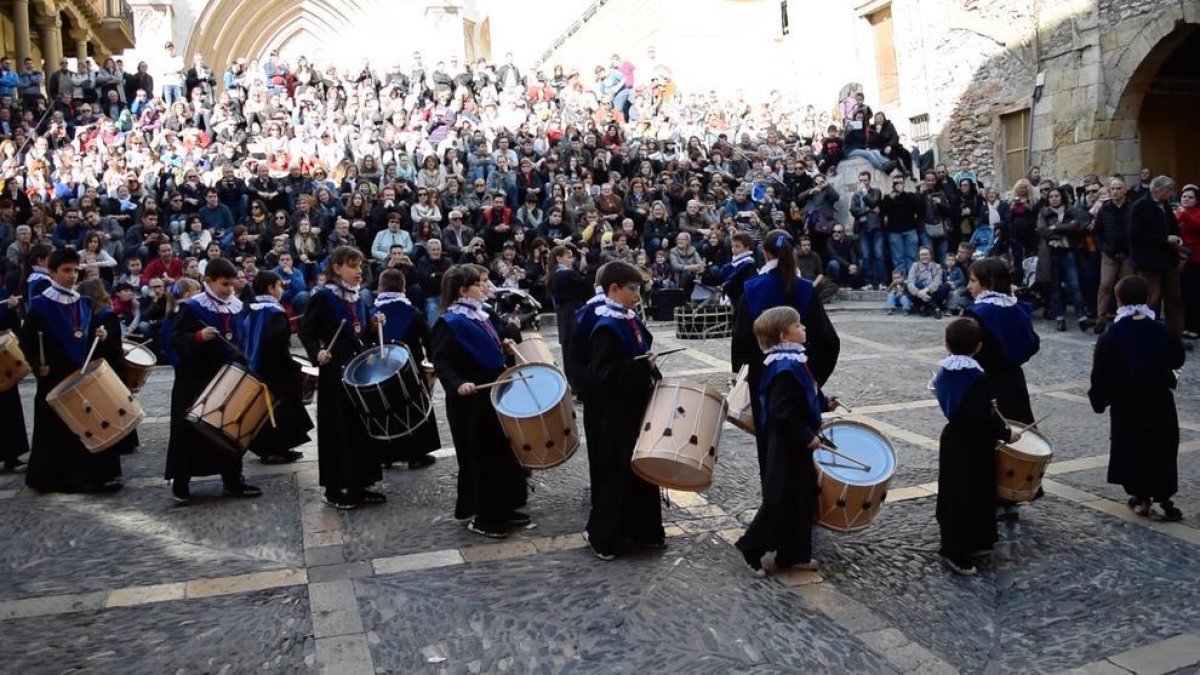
[491,363,566,418]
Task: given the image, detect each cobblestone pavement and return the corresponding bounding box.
[1,310,1198,674]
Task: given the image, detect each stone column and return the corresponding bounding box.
[13,0,32,68]
[36,13,63,83]
[69,29,90,68]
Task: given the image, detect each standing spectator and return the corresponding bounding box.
[1036,187,1090,331]
[1005,179,1039,273]
[1129,175,1184,336]
[1177,184,1200,341]
[851,171,885,288]
[161,42,186,105]
[882,175,922,275]
[1093,176,1134,332]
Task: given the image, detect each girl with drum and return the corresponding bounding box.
[19,249,121,492]
[167,258,261,503]
[431,264,527,539]
[547,245,595,392]
[964,258,1040,520]
[299,246,387,510]
[372,269,440,470]
[243,271,313,465]
[731,230,840,478]
[0,286,29,473]
[736,306,825,576]
[77,280,139,456]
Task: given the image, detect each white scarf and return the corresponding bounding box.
[596,299,634,320]
[374,291,411,307]
[447,296,488,321]
[1114,304,1155,323]
[325,281,361,304]
[975,290,1017,308]
[249,294,282,312]
[194,282,244,313]
[764,341,808,365]
[731,251,755,268]
[757,258,801,277]
[939,355,983,372]
[43,280,80,304]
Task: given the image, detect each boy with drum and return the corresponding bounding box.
[934,318,1020,576]
[373,268,440,470]
[0,286,28,473]
[735,306,827,576]
[167,257,261,503]
[243,271,313,465]
[20,248,122,493]
[583,261,664,560]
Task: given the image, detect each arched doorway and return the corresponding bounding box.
[1137,26,1200,185]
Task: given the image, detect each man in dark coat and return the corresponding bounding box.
[1128,175,1184,336]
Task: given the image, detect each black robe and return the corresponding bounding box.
[584,314,663,554]
[736,367,820,565]
[372,297,441,464]
[298,288,382,492]
[166,300,245,481]
[551,267,594,390]
[431,308,526,525]
[20,294,121,491]
[1088,317,1184,500]
[244,303,313,459]
[0,293,29,463]
[94,310,139,455]
[935,368,1010,562]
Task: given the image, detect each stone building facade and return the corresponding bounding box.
[0,0,135,79]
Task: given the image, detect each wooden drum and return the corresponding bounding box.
[120,341,157,393]
[515,333,556,366]
[293,355,319,405]
[0,331,31,392]
[491,363,578,469]
[631,380,726,492]
[813,420,897,532]
[725,365,754,434]
[47,359,145,453]
[996,422,1053,502]
[187,363,274,455]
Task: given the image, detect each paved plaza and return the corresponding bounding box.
[1,309,1199,674]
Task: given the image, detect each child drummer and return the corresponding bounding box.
[1088,276,1185,521]
[934,317,1019,576]
[373,268,440,470]
[243,271,313,465]
[19,248,122,493]
[583,261,664,560]
[298,246,386,510]
[167,257,261,503]
[735,306,828,576]
[0,286,28,473]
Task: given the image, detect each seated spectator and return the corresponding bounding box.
[944,251,971,314]
[825,225,863,289]
[884,267,911,315]
[669,231,704,291]
[274,251,309,315]
[843,110,897,174]
[112,282,141,335]
[906,246,946,318]
[371,213,414,264]
[142,241,183,286]
[795,235,837,303]
[650,249,676,290]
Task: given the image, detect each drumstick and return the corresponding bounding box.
[81,336,101,373]
[818,443,872,472]
[38,331,45,367]
[634,346,687,361]
[1017,413,1051,433]
[260,383,278,428]
[834,399,854,414]
[326,319,346,353]
[926,369,938,392]
[474,373,533,391]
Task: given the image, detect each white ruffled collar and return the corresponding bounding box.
[374,291,411,307]
[28,266,51,282]
[194,283,244,314]
[555,263,572,272]
[1114,304,1155,323]
[249,294,282,311]
[447,296,488,321]
[939,355,984,372]
[757,258,801,277]
[731,251,755,267]
[586,290,606,307]
[596,299,635,320]
[325,281,361,303]
[764,341,808,365]
[43,281,80,304]
[975,290,1017,307]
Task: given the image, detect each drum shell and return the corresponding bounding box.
[293,355,319,405]
[120,341,157,394]
[490,363,578,470]
[631,380,726,491]
[996,422,1053,502]
[514,333,556,366]
[342,344,432,440]
[186,363,273,455]
[814,419,896,532]
[725,364,754,434]
[46,359,145,453]
[421,360,436,391]
[0,331,31,392]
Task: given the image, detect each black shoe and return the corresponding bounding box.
[354,489,387,505]
[99,480,123,493]
[1,459,26,473]
[1079,318,1095,332]
[1158,500,1183,522]
[736,543,765,577]
[223,480,263,498]
[172,480,192,504]
[324,490,359,510]
[1056,318,1067,332]
[262,452,298,465]
[505,510,531,526]
[881,160,898,174]
[934,308,943,319]
[630,537,667,550]
[1094,320,1107,335]
[468,518,509,539]
[1127,497,1151,517]
[582,531,616,560]
[407,455,436,470]
[942,555,978,576]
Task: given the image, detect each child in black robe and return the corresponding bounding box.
[934,317,1018,575]
[21,244,52,312]
[373,268,440,470]
[736,306,827,575]
[0,288,29,472]
[548,245,594,392]
[431,264,527,538]
[298,246,385,510]
[1089,275,1185,521]
[243,271,313,465]
[167,257,261,503]
[19,249,122,492]
[77,280,139,456]
[583,261,664,560]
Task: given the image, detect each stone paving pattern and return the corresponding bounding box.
[0,310,1197,673]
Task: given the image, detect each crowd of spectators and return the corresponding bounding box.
[0,42,1195,350]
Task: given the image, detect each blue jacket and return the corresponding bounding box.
[0,69,19,97]
[274,265,307,304]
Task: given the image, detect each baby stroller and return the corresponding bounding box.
[492,287,543,331]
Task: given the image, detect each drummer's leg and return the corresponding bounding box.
[622,473,664,546]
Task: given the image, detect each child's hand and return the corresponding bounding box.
[807,436,821,450]
[826,396,840,413]
[1008,430,1022,444]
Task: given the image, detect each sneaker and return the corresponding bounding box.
[737,544,766,577]
[324,490,359,510]
[582,531,616,560]
[505,510,532,526]
[969,548,994,558]
[630,538,667,550]
[407,455,436,470]
[468,518,509,539]
[1127,497,1151,517]
[903,309,912,316]
[224,480,263,498]
[934,308,943,320]
[262,452,298,465]
[1079,318,1096,332]
[942,555,978,576]
[355,489,387,505]
[886,308,895,315]
[1182,330,1199,340]
[1056,318,1067,332]
[1158,500,1183,522]
[172,480,191,504]
[1,459,27,473]
[99,480,124,493]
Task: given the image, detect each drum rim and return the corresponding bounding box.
[491,363,568,417]
[815,419,898,485]
[122,342,157,366]
[654,379,726,404]
[999,419,1053,458]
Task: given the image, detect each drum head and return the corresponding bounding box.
[344,344,411,386]
[493,364,566,418]
[815,421,897,486]
[123,342,157,367]
[1006,428,1052,458]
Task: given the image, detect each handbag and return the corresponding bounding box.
[925,220,946,239]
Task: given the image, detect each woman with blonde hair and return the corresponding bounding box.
[1005,178,1039,271]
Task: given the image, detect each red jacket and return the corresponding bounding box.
[141,257,183,286]
[1179,206,1200,265]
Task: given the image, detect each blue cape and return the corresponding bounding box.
[743,271,814,320]
[935,367,985,421]
[757,356,823,433]
[969,301,1039,366]
[242,303,285,374]
[376,301,418,345]
[30,294,93,367]
[592,312,653,357]
[442,310,506,374]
